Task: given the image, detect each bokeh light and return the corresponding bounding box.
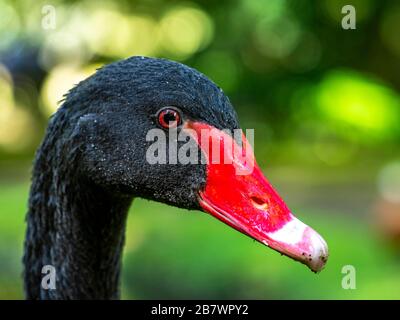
[295,70,400,143]
[84,9,159,58]
[0,64,36,152]
[254,15,301,59]
[378,162,400,204]
[40,64,100,116]
[0,1,20,50]
[159,5,214,60]
[39,29,92,70]
[317,71,400,139]
[241,0,287,22]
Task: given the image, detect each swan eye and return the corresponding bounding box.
[157,108,182,129]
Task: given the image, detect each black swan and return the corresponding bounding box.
[24,56,328,300]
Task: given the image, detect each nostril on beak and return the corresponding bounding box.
[250,196,269,210]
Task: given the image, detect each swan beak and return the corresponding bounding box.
[186,122,329,273]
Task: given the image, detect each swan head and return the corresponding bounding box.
[64,56,328,272]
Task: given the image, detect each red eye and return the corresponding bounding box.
[157,108,181,129]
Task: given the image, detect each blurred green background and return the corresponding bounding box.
[1,0,400,299]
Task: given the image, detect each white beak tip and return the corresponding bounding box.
[265,217,329,273]
[302,230,329,273]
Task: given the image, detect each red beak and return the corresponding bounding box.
[185,121,329,272]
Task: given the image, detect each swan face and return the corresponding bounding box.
[69,56,237,209]
[66,56,328,272]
